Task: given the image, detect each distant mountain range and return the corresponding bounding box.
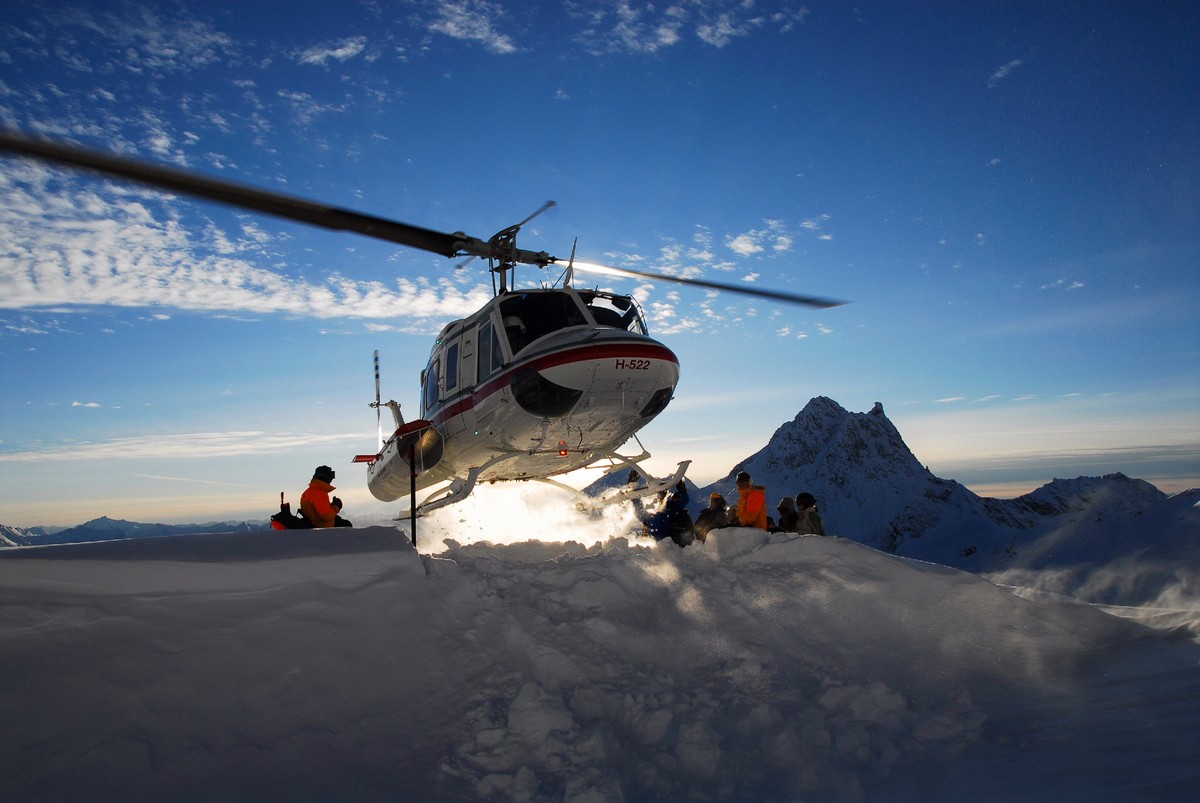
[4,397,1197,611]
[0,516,270,548]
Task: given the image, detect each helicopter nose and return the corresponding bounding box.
[508,339,679,420]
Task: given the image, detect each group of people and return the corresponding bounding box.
[694,471,826,540]
[633,469,826,545]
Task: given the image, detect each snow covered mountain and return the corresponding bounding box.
[0,527,20,548]
[699,397,995,556]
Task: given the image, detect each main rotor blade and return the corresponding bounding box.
[0,131,849,307]
[571,261,847,309]
[0,131,466,258]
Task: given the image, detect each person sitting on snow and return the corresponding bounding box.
[733,471,768,530]
[300,465,351,528]
[773,496,800,533]
[641,482,691,545]
[694,493,730,542]
[794,491,825,536]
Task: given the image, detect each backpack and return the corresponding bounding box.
[270,494,314,530]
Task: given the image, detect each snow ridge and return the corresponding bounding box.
[2,528,1194,801]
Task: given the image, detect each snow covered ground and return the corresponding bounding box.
[2,514,1197,802]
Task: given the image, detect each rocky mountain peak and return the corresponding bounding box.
[718,396,929,503]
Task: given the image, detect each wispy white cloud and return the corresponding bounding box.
[1,315,71,335]
[988,59,1024,89]
[0,163,492,332]
[894,397,1200,494]
[0,429,359,463]
[131,472,260,489]
[1040,277,1085,291]
[295,36,368,66]
[56,5,237,75]
[277,90,344,126]
[727,233,764,256]
[605,2,684,54]
[697,12,755,48]
[584,215,833,335]
[725,220,800,257]
[571,0,809,55]
[428,0,518,54]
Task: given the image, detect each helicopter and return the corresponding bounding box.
[0,131,845,521]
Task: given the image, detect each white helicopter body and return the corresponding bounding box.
[359,287,682,513]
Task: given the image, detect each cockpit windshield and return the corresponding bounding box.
[578,291,647,336]
[497,290,648,356]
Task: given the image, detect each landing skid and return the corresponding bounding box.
[588,459,691,508]
[393,446,690,519]
[395,450,525,520]
[529,459,692,512]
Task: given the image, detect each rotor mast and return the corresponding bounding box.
[472,201,557,294]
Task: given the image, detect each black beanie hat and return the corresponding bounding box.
[313,465,335,483]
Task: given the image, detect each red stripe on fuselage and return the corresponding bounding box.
[428,339,678,427]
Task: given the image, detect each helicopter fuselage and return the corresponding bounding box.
[363,287,679,503]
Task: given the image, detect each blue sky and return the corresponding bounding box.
[1,0,1197,527]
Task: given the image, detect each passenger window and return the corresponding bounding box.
[446,343,459,391]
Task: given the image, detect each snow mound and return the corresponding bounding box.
[2,526,1197,801]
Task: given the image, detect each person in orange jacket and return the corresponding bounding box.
[734,471,768,530]
[300,465,345,528]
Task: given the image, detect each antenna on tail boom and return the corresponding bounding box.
[373,350,382,450]
[367,351,404,446]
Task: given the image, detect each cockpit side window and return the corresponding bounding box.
[445,343,459,391]
[580,291,647,335]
